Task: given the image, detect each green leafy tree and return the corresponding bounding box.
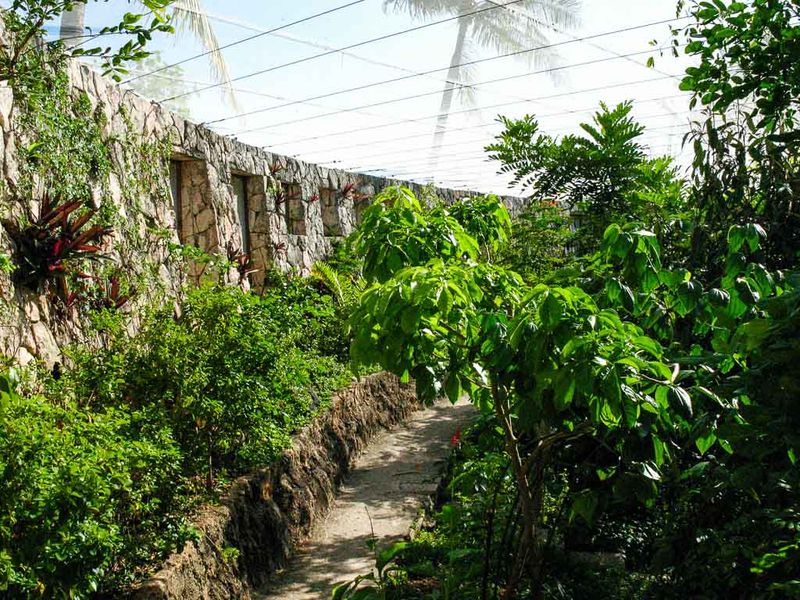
[499,197,572,281]
[679,0,800,272]
[1,0,175,81]
[350,187,686,598]
[486,101,687,255]
[59,0,238,106]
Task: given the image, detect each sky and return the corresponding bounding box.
[39,0,698,195]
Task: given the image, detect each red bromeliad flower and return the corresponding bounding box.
[450,428,462,447]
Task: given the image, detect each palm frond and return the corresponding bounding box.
[382,0,473,20]
[172,0,240,111]
[453,38,478,107]
[466,3,558,72]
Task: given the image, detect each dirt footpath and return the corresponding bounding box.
[255,399,474,600]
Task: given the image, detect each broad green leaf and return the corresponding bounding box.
[554,374,576,411]
[695,430,717,455]
[540,293,564,328]
[652,436,665,465]
[444,374,461,404]
[633,335,662,358]
[571,491,598,524]
[669,386,693,416]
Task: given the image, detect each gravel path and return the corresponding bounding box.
[255,399,474,600]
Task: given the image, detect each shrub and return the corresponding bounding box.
[61,283,351,481]
[1,278,358,596]
[0,375,191,598]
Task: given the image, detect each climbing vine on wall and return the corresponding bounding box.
[0,10,182,317]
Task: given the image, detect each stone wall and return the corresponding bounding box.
[0,45,523,365]
[129,372,420,600]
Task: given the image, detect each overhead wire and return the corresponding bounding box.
[292,95,691,162]
[112,3,688,189]
[316,113,685,171]
[161,0,534,103]
[196,14,690,124]
[125,70,474,129]
[163,3,554,114]
[484,0,680,80]
[311,115,691,190]
[236,66,682,146]
[227,46,679,138]
[350,123,689,174]
[430,138,688,189]
[380,134,684,179]
[122,0,367,84]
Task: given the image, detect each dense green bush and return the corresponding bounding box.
[1,274,356,597]
[0,374,192,598]
[61,281,352,481]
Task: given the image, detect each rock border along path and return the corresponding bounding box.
[256,399,474,600]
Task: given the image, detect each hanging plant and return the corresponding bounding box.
[75,272,134,311]
[340,181,371,203]
[275,185,301,207]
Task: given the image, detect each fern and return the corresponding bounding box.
[312,261,365,309]
[312,261,345,304]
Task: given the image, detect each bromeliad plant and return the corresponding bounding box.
[2,194,112,296]
[77,272,135,311]
[225,242,258,284]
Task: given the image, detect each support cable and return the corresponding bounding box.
[122,0,367,84]
[161,0,533,102]
[197,15,689,123]
[316,111,688,170]
[484,0,679,80]
[349,123,688,173]
[164,3,556,112]
[295,95,690,161]
[239,66,680,144]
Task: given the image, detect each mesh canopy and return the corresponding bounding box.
[37,0,697,194]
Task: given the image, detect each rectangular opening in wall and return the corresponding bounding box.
[320,188,342,236]
[232,174,250,253]
[282,183,305,236]
[354,196,371,226]
[169,159,182,235]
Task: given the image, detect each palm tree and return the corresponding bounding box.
[384,0,580,171]
[59,0,236,107]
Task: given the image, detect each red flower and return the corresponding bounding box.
[450,428,462,447]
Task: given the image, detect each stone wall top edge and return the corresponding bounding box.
[73,62,523,206]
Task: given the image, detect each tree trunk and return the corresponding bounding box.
[428,16,470,176]
[492,381,543,600]
[59,4,87,48]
